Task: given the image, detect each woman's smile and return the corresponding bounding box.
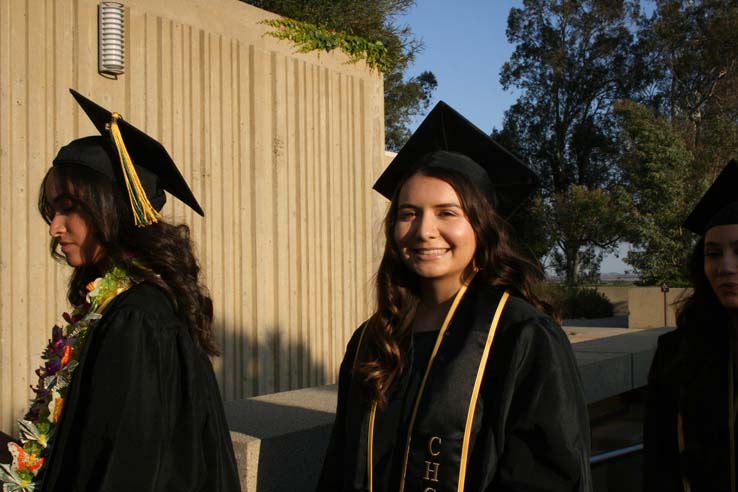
[410,247,451,258]
[394,173,476,300]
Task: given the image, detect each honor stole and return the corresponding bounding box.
[361,278,510,492]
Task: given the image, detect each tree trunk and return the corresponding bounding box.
[565,244,581,287]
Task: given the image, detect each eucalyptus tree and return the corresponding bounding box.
[498,0,644,285]
[617,0,738,284]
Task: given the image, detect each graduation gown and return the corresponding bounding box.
[318,280,592,492]
[39,283,241,492]
[644,325,736,491]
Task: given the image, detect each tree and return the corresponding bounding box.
[498,0,643,285]
[639,0,738,161]
[243,0,437,150]
[616,0,738,284]
[615,100,703,285]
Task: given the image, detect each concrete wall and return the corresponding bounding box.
[627,287,690,329]
[596,286,629,316]
[0,0,386,434]
[596,286,692,329]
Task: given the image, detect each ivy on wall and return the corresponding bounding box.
[262,18,389,72]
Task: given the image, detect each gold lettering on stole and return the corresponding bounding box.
[422,435,442,483]
[423,461,440,482]
[428,436,442,456]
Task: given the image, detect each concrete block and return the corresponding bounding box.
[225,386,337,492]
[575,351,632,403]
[570,327,670,402]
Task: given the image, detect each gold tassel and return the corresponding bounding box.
[108,113,160,227]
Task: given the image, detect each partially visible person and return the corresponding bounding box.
[644,160,738,492]
[0,89,240,492]
[317,101,591,491]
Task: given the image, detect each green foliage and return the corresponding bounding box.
[616,1,738,285]
[546,185,631,285]
[637,0,738,172]
[498,0,643,286]
[507,194,555,266]
[243,0,436,150]
[261,18,389,72]
[539,284,614,319]
[615,100,704,285]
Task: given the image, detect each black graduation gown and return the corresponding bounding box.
[644,325,735,492]
[318,281,592,492]
[39,283,241,492]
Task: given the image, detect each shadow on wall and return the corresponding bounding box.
[215,316,345,400]
[221,328,339,491]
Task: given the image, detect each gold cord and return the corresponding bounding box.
[730,324,736,492]
[109,113,160,227]
[367,400,377,492]
[457,291,509,491]
[398,272,476,492]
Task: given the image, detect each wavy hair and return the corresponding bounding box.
[354,166,553,407]
[38,163,218,356]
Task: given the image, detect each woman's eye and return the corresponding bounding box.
[53,198,77,214]
[397,210,417,220]
[705,250,721,257]
[438,209,458,217]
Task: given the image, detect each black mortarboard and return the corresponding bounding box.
[53,89,204,226]
[373,101,539,217]
[683,160,738,234]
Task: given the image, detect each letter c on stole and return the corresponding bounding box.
[427,436,442,457]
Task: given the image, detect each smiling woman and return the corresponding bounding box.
[645,160,738,492]
[317,101,591,492]
[393,172,477,304]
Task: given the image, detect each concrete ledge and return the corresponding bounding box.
[566,327,671,402]
[225,386,337,492]
[225,326,673,491]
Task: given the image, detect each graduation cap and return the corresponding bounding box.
[683,160,738,234]
[53,89,204,226]
[373,101,539,217]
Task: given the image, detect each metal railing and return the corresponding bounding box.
[590,443,643,466]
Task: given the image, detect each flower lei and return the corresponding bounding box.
[0,267,134,491]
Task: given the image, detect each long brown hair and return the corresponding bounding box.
[355,166,553,407]
[38,163,219,356]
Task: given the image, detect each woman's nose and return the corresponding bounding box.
[417,214,438,239]
[49,215,64,237]
[719,252,738,274]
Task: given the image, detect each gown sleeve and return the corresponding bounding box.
[490,316,592,492]
[642,333,682,491]
[315,327,363,492]
[41,288,240,492]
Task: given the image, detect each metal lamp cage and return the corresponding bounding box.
[98,2,125,76]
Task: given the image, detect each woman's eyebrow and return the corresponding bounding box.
[705,240,738,247]
[397,202,462,208]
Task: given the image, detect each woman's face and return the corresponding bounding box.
[704,224,738,311]
[45,178,104,267]
[393,173,476,296]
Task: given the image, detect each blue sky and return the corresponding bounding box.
[397,0,631,273]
